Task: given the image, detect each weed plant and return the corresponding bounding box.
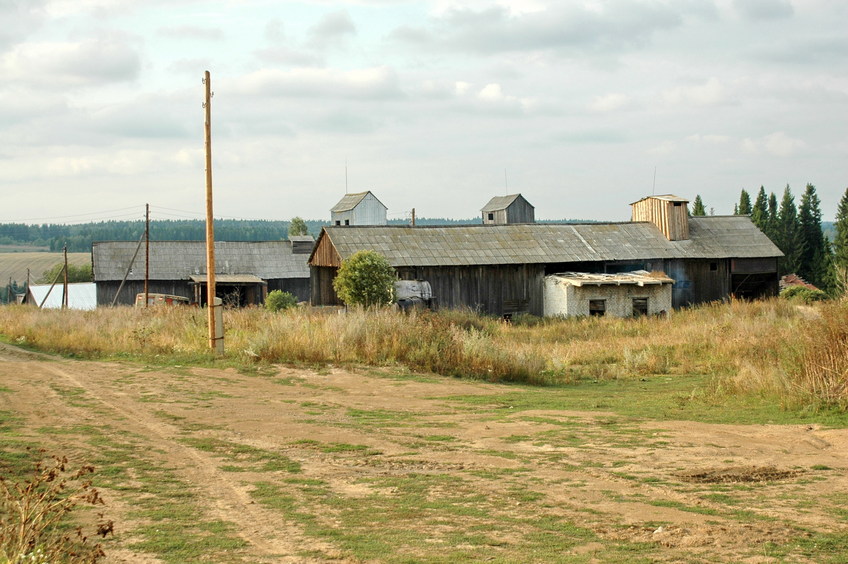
[1,299,846,411]
[0,450,109,564]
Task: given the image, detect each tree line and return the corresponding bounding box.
[691,185,848,294]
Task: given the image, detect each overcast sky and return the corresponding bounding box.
[2,0,846,225]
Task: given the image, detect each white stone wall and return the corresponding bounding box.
[544,276,673,318]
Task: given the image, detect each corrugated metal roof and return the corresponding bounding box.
[92,241,309,282]
[314,216,782,267]
[27,283,97,310]
[481,194,527,212]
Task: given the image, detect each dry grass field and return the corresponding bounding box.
[0,302,847,562]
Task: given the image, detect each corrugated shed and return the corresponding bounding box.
[311,216,782,268]
[93,241,309,282]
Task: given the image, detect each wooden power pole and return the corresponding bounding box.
[203,70,223,354]
[144,203,150,308]
[62,245,68,309]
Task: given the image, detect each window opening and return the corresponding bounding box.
[488,213,494,221]
[632,298,648,317]
[710,262,718,271]
[589,299,605,316]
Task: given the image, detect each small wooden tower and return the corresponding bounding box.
[630,195,689,241]
[330,191,387,226]
[481,194,535,225]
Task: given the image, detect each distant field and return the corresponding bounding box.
[0,252,90,284]
[0,244,49,252]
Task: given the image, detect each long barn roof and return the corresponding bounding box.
[93,241,309,281]
[310,216,782,267]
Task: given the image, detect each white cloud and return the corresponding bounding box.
[589,93,630,112]
[1,37,140,87]
[686,134,731,144]
[232,66,403,100]
[662,77,727,107]
[732,0,794,21]
[741,131,805,157]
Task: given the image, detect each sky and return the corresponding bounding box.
[1,0,847,225]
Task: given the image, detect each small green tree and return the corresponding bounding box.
[833,187,848,294]
[288,217,308,238]
[333,250,396,308]
[690,195,706,216]
[37,263,93,284]
[265,290,298,312]
[736,189,752,215]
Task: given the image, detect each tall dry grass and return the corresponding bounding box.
[0,299,845,410]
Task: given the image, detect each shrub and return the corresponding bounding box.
[265,290,298,312]
[0,450,109,563]
[333,250,396,308]
[780,286,828,303]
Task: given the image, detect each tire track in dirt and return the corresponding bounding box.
[33,360,341,564]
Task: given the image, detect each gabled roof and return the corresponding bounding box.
[310,216,782,268]
[330,191,387,213]
[92,241,309,282]
[27,283,97,310]
[481,194,532,212]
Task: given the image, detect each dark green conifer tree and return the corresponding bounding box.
[797,184,829,288]
[833,187,848,294]
[751,186,768,230]
[776,185,802,276]
[736,189,752,215]
[691,195,707,216]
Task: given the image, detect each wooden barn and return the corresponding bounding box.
[330,191,388,226]
[93,240,312,307]
[308,195,783,316]
[481,194,535,225]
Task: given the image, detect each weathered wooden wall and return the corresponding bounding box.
[631,198,689,241]
[311,267,342,306]
[96,281,193,306]
[506,198,535,224]
[395,264,545,316]
[311,236,342,268]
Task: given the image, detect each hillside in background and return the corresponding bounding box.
[0,252,91,286]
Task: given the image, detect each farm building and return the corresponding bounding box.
[481,194,535,225]
[330,191,388,226]
[308,195,783,317]
[543,272,674,318]
[25,283,97,310]
[93,240,312,307]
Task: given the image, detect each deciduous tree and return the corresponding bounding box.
[333,250,396,308]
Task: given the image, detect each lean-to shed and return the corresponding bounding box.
[543,271,673,318]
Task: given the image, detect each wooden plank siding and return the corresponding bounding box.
[311,234,343,268]
[395,264,545,316]
[630,197,689,241]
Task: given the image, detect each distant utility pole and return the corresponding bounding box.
[62,245,68,309]
[203,70,223,355]
[144,203,150,308]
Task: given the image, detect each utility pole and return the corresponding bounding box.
[62,245,68,309]
[203,70,223,355]
[144,203,150,308]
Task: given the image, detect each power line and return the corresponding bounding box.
[0,206,143,223]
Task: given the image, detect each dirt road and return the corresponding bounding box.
[1,343,845,563]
